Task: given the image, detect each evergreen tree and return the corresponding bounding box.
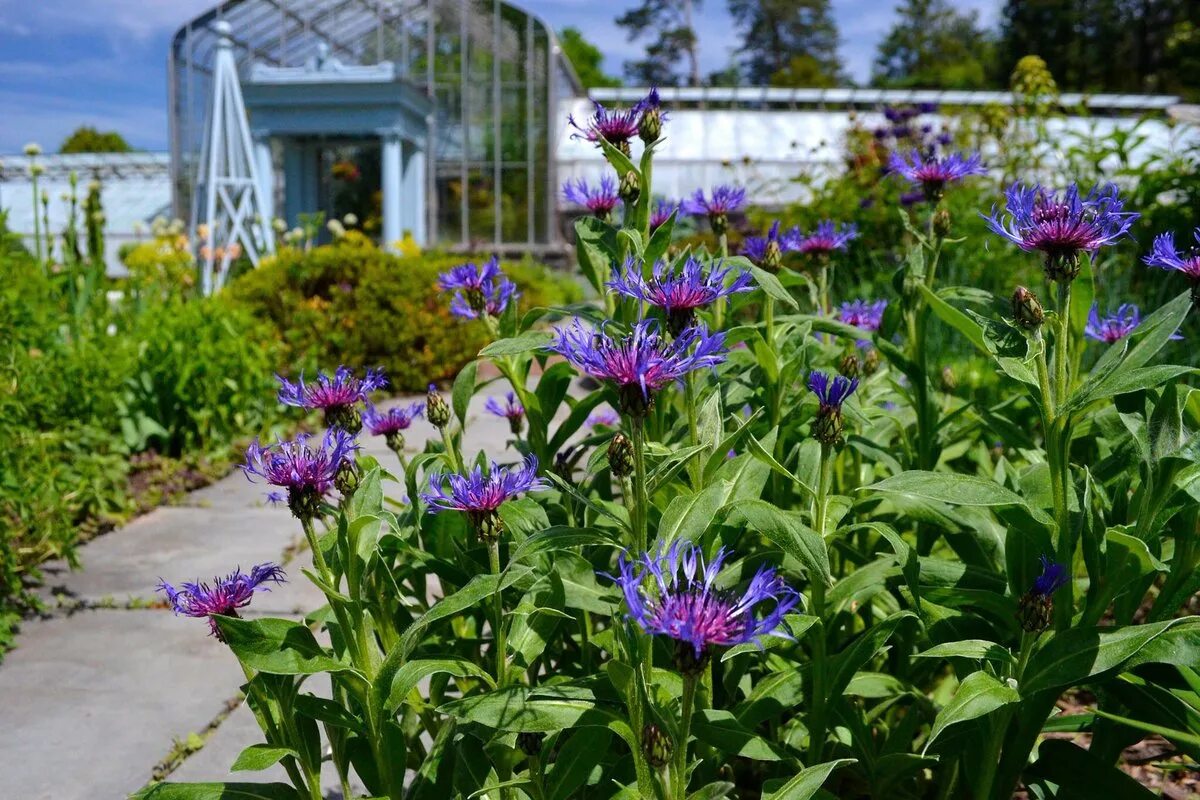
[728,0,844,86]
[615,0,702,87]
[559,27,623,88]
[872,0,996,89]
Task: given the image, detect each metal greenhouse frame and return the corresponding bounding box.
[169,0,582,252]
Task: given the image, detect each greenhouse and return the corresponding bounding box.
[169,0,580,252]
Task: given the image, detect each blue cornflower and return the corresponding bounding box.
[605,540,800,669]
[548,319,728,417]
[158,563,286,639]
[609,257,752,335]
[438,256,518,320]
[809,371,859,445]
[984,183,1140,281]
[587,407,620,429]
[421,454,548,540]
[795,220,858,258]
[683,185,747,236]
[1084,302,1182,344]
[563,175,621,220]
[242,429,359,519]
[1145,228,1200,283]
[568,95,647,154]
[837,299,888,332]
[277,366,387,433]
[741,220,801,272]
[485,391,525,435]
[888,149,986,200]
[650,198,679,230]
[1018,554,1069,633]
[363,401,424,452]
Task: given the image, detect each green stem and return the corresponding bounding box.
[30,172,43,266]
[673,673,698,800]
[630,417,650,555]
[683,372,702,488]
[817,261,829,316]
[300,517,361,668]
[1052,282,1075,628]
[439,425,463,474]
[714,232,729,329]
[808,443,834,764]
[488,540,507,687]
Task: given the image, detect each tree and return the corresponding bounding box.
[559,27,623,88]
[728,0,844,87]
[997,0,1200,98]
[59,126,132,154]
[872,0,996,89]
[615,0,702,87]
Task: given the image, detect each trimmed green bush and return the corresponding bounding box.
[227,234,583,390]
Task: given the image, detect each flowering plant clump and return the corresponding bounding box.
[421,454,547,540]
[888,149,986,201]
[609,541,800,667]
[608,257,752,335]
[242,429,358,519]
[158,563,286,639]
[484,391,525,434]
[363,400,424,453]
[438,255,519,320]
[151,84,1200,800]
[984,182,1139,281]
[549,319,727,416]
[277,365,386,433]
[562,175,621,221]
[683,184,747,236]
[795,219,859,257]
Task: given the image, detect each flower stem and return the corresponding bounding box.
[683,372,702,488]
[488,540,507,687]
[439,425,463,474]
[808,443,833,764]
[630,416,650,555]
[673,673,698,800]
[1052,281,1075,628]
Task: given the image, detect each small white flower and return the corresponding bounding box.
[23,142,41,157]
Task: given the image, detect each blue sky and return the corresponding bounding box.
[0,0,998,153]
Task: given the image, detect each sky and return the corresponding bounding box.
[0,0,999,153]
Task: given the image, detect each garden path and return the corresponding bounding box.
[0,391,530,800]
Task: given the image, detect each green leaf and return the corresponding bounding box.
[131,784,301,800]
[1027,740,1158,800]
[920,285,987,353]
[692,709,787,761]
[452,360,478,425]
[230,744,298,773]
[574,216,619,295]
[744,262,798,310]
[384,658,495,714]
[827,612,916,698]
[914,640,1015,666]
[395,567,532,661]
[438,686,637,750]
[924,671,1020,751]
[729,499,831,585]
[1092,708,1200,749]
[866,470,1036,511]
[479,331,554,358]
[644,209,678,266]
[657,481,732,544]
[1021,617,1200,695]
[547,728,612,800]
[760,759,856,800]
[215,617,350,676]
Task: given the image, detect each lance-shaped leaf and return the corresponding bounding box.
[924,671,1020,752]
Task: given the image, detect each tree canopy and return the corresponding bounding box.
[59,126,132,154]
[872,0,995,89]
[559,27,622,88]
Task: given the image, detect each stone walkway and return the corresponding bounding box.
[0,393,531,800]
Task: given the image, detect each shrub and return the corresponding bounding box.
[227,236,583,390]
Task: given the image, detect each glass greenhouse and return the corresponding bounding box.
[169,0,582,252]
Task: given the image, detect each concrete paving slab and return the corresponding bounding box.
[0,610,245,800]
[36,507,305,606]
[183,471,277,510]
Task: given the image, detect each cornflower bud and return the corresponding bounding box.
[427,384,450,428]
[642,723,673,769]
[608,433,634,478]
[1011,286,1044,329]
[618,169,640,205]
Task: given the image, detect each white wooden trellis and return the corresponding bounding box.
[193,19,274,294]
